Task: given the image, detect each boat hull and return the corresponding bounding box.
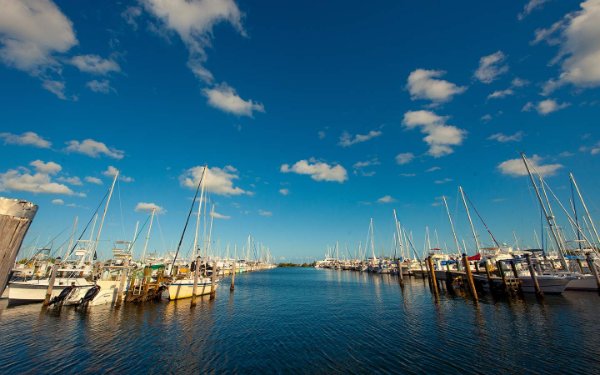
[520,276,571,295]
[162,280,215,300]
[565,275,598,291]
[8,278,94,304]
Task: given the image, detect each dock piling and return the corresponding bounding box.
[462,254,478,302]
[191,256,201,307]
[43,258,60,307]
[230,260,236,292]
[585,253,600,296]
[426,256,439,297]
[525,254,543,298]
[210,261,216,300]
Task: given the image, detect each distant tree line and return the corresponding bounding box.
[277,262,316,268]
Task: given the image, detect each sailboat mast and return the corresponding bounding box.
[570,172,600,246]
[443,196,461,254]
[141,208,156,262]
[459,186,481,254]
[520,153,568,269]
[93,172,119,259]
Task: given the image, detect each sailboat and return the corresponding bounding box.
[8,172,119,305]
[162,166,218,301]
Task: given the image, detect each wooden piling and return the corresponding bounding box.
[525,254,543,298]
[462,254,478,302]
[191,256,201,307]
[496,260,508,293]
[484,260,493,293]
[0,198,38,296]
[115,268,129,307]
[397,259,404,287]
[210,262,216,300]
[43,258,60,306]
[230,260,236,291]
[426,256,439,296]
[585,253,600,296]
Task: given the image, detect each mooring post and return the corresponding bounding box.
[585,253,600,296]
[462,254,478,301]
[191,256,201,307]
[496,260,508,293]
[210,261,216,300]
[525,254,543,298]
[230,259,236,292]
[484,260,494,293]
[420,261,426,279]
[43,257,61,306]
[397,259,404,287]
[115,268,129,307]
[427,256,439,297]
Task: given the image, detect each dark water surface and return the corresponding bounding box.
[0,268,598,374]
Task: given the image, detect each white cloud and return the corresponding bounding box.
[475,51,509,83]
[0,0,77,73]
[70,54,120,75]
[30,160,61,174]
[86,79,114,94]
[426,166,441,172]
[488,131,524,143]
[281,159,348,183]
[141,0,244,84]
[434,178,453,184]
[377,195,396,203]
[122,6,143,30]
[318,130,326,140]
[481,114,493,123]
[65,139,124,159]
[135,202,165,214]
[400,173,416,177]
[488,88,514,99]
[279,188,289,196]
[0,0,78,99]
[42,79,67,100]
[512,77,529,87]
[537,1,600,92]
[395,152,415,165]
[0,131,51,148]
[523,99,570,115]
[0,164,74,195]
[102,166,134,183]
[51,198,64,205]
[498,154,563,177]
[403,110,466,157]
[353,158,380,169]
[180,165,248,196]
[338,130,382,147]
[258,209,272,217]
[84,176,102,185]
[488,77,528,99]
[518,0,549,20]
[352,158,379,176]
[211,211,230,219]
[407,69,466,103]
[57,176,82,186]
[203,83,264,117]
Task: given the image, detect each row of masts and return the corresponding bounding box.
[321,154,599,267]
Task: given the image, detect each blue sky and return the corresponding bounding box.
[1,0,599,261]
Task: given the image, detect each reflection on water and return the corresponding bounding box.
[0,268,598,373]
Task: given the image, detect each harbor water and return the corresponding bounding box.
[0,268,598,374]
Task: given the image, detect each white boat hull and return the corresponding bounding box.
[520,276,571,295]
[162,279,215,300]
[565,275,598,291]
[8,278,94,304]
